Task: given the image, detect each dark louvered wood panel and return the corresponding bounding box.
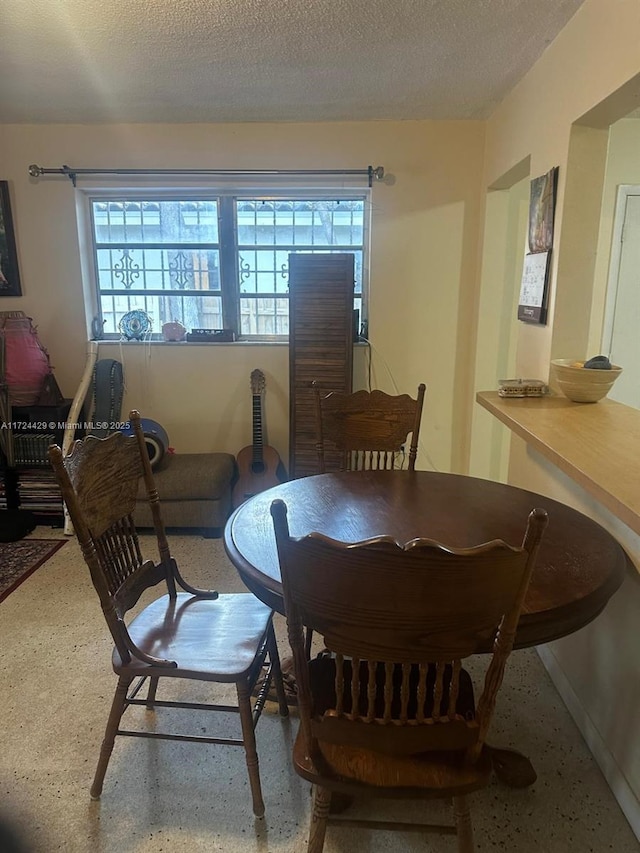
[289,254,354,478]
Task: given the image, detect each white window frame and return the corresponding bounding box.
[78,185,371,342]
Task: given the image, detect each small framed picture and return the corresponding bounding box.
[518,250,551,324]
[528,167,558,254]
[0,181,22,297]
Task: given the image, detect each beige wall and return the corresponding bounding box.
[484,0,640,380]
[479,0,640,837]
[469,174,529,480]
[0,120,484,472]
[590,117,640,356]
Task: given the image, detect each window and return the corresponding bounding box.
[88,192,369,339]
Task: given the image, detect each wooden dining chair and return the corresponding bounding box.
[271,498,548,852]
[313,382,426,473]
[48,410,288,818]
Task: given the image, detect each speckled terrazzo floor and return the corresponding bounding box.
[0,528,638,852]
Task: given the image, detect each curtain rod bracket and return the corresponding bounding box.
[29,164,78,186]
[369,165,385,185]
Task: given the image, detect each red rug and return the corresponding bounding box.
[0,539,66,602]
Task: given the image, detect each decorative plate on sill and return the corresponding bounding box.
[119,310,152,341]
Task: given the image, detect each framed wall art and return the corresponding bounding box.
[0,181,22,297]
[518,250,551,324]
[528,166,558,253]
[519,166,559,324]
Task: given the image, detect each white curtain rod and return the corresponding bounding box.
[28,164,385,187]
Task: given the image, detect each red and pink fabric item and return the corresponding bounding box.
[0,313,52,405]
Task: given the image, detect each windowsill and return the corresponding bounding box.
[476,390,640,537]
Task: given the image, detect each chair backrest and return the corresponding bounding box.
[271,499,547,763]
[313,383,426,472]
[48,410,176,663]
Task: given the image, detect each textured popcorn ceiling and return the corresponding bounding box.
[0,0,586,123]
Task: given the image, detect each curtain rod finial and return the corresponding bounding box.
[28,164,42,177]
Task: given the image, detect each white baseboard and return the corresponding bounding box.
[537,645,640,841]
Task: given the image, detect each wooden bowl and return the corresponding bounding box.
[550,359,622,403]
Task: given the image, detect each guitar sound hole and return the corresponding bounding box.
[252,462,266,474]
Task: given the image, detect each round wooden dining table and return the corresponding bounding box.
[224,469,630,789]
[224,469,629,650]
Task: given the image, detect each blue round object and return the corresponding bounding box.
[120,418,169,469]
[119,309,152,341]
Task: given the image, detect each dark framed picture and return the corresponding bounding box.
[0,181,22,297]
[528,166,559,254]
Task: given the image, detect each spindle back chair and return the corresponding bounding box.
[271,498,547,851]
[48,410,288,818]
[313,383,425,473]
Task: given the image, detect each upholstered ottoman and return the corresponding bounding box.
[134,452,237,537]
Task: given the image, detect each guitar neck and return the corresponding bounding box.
[252,393,264,464]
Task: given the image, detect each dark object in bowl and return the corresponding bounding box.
[584,355,611,370]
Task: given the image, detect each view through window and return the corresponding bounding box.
[89,194,368,339]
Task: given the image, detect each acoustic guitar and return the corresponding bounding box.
[232,369,283,508]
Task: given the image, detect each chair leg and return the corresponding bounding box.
[453,795,474,853]
[237,682,265,818]
[304,627,314,659]
[267,623,289,718]
[146,676,159,710]
[90,675,131,800]
[307,785,331,853]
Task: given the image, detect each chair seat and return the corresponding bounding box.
[113,592,273,681]
[293,738,492,797]
[292,653,491,797]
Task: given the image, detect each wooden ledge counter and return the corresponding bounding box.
[476,391,640,539]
